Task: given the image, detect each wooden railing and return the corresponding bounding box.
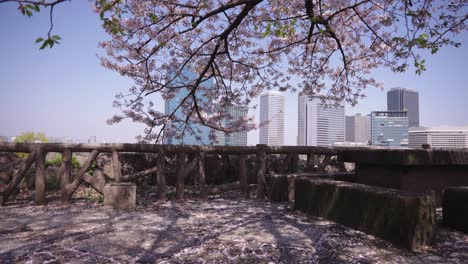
[0,143,339,206]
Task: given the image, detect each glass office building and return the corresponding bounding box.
[371,111,409,147]
[164,69,212,145]
[387,87,419,127]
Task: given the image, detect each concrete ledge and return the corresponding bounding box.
[104,183,136,209]
[443,187,468,233]
[267,173,355,203]
[294,178,436,251]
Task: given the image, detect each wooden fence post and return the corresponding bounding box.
[290,153,299,173]
[112,150,122,182]
[35,150,47,205]
[176,152,187,201]
[156,148,166,201]
[256,144,267,200]
[239,154,248,198]
[1,151,36,206]
[199,151,206,199]
[60,149,72,190]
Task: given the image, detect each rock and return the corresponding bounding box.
[294,178,436,251]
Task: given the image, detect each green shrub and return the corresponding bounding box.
[46,154,81,169]
[83,188,104,203]
[45,173,60,191]
[14,132,48,158]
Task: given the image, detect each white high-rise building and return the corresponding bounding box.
[215,105,249,146]
[260,91,284,146]
[297,94,345,146]
[345,114,371,143]
[409,126,468,149]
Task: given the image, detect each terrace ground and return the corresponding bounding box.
[0,189,467,264]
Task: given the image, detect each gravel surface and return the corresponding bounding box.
[0,189,467,263]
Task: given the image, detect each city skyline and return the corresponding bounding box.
[0,1,467,145]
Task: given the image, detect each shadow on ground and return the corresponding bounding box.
[0,191,467,263]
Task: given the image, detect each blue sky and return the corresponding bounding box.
[0,1,467,145]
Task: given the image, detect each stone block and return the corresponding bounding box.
[443,187,468,233]
[294,178,436,251]
[267,173,355,203]
[104,183,136,209]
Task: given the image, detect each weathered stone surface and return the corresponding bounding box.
[338,148,468,165]
[443,187,468,233]
[1,191,467,263]
[353,164,468,205]
[267,173,355,203]
[103,183,136,209]
[294,178,436,251]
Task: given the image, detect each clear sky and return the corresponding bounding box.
[1,1,467,145]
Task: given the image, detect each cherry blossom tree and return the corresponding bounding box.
[5,1,467,143]
[96,0,467,143]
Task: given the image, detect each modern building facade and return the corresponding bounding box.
[371,111,409,147]
[88,136,97,144]
[387,87,419,127]
[164,69,212,145]
[409,126,468,149]
[260,91,284,146]
[297,94,345,146]
[345,114,371,143]
[214,105,249,146]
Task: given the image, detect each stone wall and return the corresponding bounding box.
[267,172,356,203]
[294,178,436,251]
[443,187,468,233]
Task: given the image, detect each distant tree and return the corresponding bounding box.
[96,0,467,143]
[13,131,48,158]
[14,132,48,144]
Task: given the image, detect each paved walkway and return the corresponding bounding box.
[1,191,467,263]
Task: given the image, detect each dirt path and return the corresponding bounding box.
[1,191,467,263]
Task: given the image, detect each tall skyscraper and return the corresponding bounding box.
[387,87,419,127]
[297,94,345,146]
[345,114,371,143]
[214,105,249,146]
[164,69,212,145]
[260,91,284,146]
[371,111,409,147]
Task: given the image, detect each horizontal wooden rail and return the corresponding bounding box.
[0,143,340,155]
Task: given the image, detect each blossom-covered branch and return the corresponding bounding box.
[96,0,467,143]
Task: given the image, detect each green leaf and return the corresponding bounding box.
[51,35,61,40]
[149,13,158,22]
[40,41,48,50]
[35,37,44,43]
[33,5,40,12]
